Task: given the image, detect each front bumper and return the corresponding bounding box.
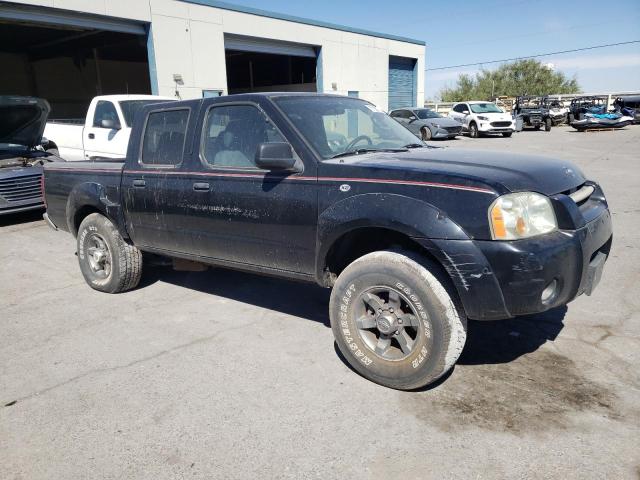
[0,201,44,216]
[478,123,515,133]
[432,127,462,139]
[417,207,613,320]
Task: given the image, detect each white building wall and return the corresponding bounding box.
[8,0,425,110]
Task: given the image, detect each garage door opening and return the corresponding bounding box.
[225,35,317,94]
[0,17,151,120]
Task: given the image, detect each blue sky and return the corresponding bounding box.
[224,0,640,100]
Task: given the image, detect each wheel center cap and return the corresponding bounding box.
[376,313,397,335]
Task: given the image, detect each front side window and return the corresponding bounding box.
[202,105,286,168]
[274,97,419,159]
[469,103,503,114]
[93,101,120,128]
[141,109,189,166]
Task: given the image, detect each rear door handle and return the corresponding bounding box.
[88,133,95,139]
[132,179,146,188]
[193,182,210,192]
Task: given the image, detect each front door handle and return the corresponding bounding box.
[193,182,210,192]
[88,133,95,139]
[132,179,146,188]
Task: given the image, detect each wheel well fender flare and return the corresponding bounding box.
[316,193,469,279]
[65,182,125,238]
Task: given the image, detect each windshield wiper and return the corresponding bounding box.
[403,143,424,149]
[330,147,407,159]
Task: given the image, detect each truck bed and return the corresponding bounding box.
[43,160,125,234]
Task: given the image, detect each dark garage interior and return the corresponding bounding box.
[0,20,151,120]
[225,49,317,94]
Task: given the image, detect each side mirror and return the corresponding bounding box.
[462,110,470,115]
[101,118,120,130]
[408,115,417,122]
[255,142,297,170]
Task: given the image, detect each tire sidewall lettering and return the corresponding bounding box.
[339,279,433,370]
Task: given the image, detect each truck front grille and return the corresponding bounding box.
[0,173,42,203]
[491,121,512,127]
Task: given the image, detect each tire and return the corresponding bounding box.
[502,132,513,137]
[421,127,432,141]
[468,122,479,138]
[545,118,552,131]
[533,125,541,131]
[77,213,142,293]
[329,250,467,390]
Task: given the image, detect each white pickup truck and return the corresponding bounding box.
[43,95,174,161]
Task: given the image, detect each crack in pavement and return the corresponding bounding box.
[2,319,263,406]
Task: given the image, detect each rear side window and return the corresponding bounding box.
[141,109,189,166]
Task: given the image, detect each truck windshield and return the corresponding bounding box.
[469,103,503,114]
[119,100,170,127]
[416,109,441,119]
[274,96,421,159]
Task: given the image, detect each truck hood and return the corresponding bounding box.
[0,96,50,149]
[327,147,586,195]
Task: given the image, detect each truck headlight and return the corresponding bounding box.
[478,116,489,121]
[489,192,557,240]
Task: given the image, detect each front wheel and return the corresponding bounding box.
[468,122,479,138]
[77,213,142,293]
[329,250,467,390]
[545,118,552,131]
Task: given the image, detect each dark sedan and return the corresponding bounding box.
[390,107,462,140]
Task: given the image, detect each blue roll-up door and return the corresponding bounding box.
[388,56,416,110]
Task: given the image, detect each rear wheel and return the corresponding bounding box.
[468,122,479,138]
[329,250,467,390]
[421,127,432,141]
[77,213,142,293]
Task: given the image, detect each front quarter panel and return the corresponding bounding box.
[316,192,470,279]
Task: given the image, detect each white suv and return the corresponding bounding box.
[448,101,515,138]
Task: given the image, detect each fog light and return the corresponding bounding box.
[541,279,558,303]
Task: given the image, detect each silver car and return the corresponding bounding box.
[390,107,462,140]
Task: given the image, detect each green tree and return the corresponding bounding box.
[439,59,580,102]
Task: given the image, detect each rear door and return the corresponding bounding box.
[122,106,193,251]
[84,100,131,159]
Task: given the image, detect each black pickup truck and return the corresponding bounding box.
[43,93,612,390]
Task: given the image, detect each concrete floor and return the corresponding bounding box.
[1,126,639,479]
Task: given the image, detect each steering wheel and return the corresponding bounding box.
[344,135,373,152]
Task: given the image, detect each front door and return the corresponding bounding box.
[181,102,318,274]
[84,100,131,159]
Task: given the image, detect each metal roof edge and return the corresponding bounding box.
[178,0,426,46]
